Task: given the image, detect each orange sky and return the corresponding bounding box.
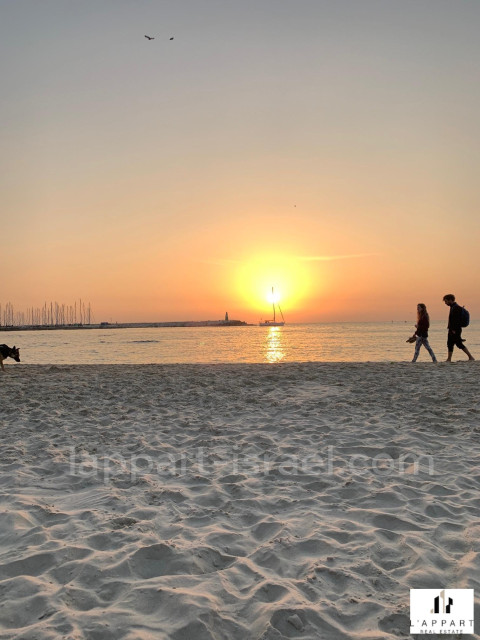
[2,1,479,323]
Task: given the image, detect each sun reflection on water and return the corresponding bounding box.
[263,326,286,363]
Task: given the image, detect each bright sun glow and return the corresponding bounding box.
[234,254,312,314]
[267,288,281,304]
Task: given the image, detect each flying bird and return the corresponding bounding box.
[144,35,154,40]
[169,37,174,40]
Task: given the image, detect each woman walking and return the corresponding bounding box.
[409,303,437,363]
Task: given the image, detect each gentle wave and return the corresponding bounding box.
[3,321,479,365]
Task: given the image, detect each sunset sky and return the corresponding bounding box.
[2,1,479,323]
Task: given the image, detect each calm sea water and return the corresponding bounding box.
[3,321,480,365]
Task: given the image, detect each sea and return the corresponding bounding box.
[3,321,480,365]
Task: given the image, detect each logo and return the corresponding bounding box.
[410,589,474,635]
[432,590,453,615]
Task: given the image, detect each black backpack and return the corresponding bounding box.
[460,306,470,328]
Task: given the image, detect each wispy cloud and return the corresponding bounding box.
[198,254,379,266]
[296,253,379,262]
[197,258,241,266]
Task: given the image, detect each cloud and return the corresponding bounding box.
[296,253,379,262]
[197,258,241,266]
[198,254,379,266]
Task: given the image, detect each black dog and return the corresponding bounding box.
[0,344,20,371]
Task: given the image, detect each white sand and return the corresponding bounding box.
[0,362,479,639]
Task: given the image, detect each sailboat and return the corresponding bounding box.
[259,287,285,327]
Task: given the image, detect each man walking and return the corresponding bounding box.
[443,294,475,362]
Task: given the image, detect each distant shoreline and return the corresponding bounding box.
[0,320,253,331]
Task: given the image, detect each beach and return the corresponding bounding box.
[0,362,479,639]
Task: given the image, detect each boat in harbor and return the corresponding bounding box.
[259,287,285,327]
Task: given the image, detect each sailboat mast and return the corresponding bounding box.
[272,287,275,322]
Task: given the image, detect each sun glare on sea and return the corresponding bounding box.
[235,255,311,314]
[264,326,285,363]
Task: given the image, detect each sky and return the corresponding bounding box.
[2,0,480,323]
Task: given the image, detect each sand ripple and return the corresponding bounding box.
[0,362,479,638]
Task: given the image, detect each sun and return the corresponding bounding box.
[234,254,312,313]
[267,287,281,304]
